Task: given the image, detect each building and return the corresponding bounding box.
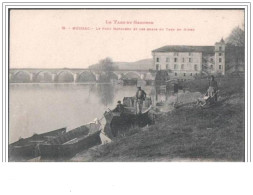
[151,39,226,79]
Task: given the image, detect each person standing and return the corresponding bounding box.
[135,87,146,114]
[208,75,218,101]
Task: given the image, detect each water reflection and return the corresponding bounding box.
[9,83,151,143]
[10,83,182,144]
[94,84,115,106]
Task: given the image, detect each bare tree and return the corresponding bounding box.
[225,26,245,47]
[225,26,245,74]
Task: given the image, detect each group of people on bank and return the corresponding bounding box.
[113,75,219,114]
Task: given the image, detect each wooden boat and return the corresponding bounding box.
[104,105,153,138]
[39,125,102,160]
[9,127,66,161]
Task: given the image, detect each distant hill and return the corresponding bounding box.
[89,58,153,70]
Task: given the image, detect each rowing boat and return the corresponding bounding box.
[9,127,66,161]
[39,125,102,160]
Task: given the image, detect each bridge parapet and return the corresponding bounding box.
[9,68,153,83]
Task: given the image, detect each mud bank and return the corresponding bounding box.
[72,78,245,162]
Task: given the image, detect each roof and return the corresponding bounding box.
[220,38,225,43]
[152,45,215,54]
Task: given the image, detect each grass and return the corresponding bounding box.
[73,77,245,162]
[185,76,245,96]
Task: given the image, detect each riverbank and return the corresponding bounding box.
[72,77,245,162]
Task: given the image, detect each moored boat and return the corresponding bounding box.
[39,125,102,160]
[9,127,67,161]
[104,97,153,138]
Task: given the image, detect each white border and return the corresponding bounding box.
[1,2,252,194]
[1,1,251,163]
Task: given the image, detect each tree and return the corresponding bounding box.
[225,26,245,75]
[89,57,118,71]
[225,26,245,47]
[93,57,119,73]
[98,57,114,71]
[89,57,119,82]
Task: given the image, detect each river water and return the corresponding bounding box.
[9,83,158,144]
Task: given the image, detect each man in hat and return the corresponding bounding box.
[112,100,125,113]
[135,86,147,114]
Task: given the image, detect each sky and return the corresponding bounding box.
[10,9,244,68]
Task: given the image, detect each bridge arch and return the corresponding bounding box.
[123,71,141,79]
[34,71,53,83]
[12,70,31,83]
[56,70,74,83]
[76,71,96,82]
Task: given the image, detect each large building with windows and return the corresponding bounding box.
[151,39,226,79]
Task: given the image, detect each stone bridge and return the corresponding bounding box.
[9,68,155,83]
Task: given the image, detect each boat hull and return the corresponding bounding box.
[39,129,102,160]
[104,107,153,138]
[8,127,67,161]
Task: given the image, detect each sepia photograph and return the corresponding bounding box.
[7,8,246,162]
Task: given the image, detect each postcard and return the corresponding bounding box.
[0,5,247,163]
[1,2,253,195]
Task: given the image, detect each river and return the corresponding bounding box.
[9,83,158,144]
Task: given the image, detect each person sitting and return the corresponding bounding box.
[112,101,125,113]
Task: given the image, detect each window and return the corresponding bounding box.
[210,58,213,62]
[166,57,169,62]
[175,72,177,76]
[181,64,184,70]
[189,58,192,63]
[174,64,177,69]
[219,46,222,51]
[219,65,222,70]
[174,52,179,56]
[219,58,222,62]
[219,53,222,56]
[174,58,177,62]
[182,58,185,62]
[194,64,198,71]
[166,64,169,70]
[211,65,213,70]
[190,73,192,76]
[184,73,186,77]
[156,57,159,62]
[156,64,159,70]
